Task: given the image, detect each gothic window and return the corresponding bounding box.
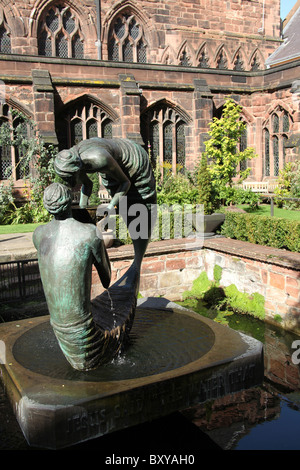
[0,12,11,54]
[38,4,84,59]
[0,106,31,182]
[263,109,291,178]
[56,99,113,149]
[108,13,147,63]
[239,125,248,172]
[141,104,187,173]
[264,128,270,177]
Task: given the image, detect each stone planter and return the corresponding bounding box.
[204,213,225,237]
[192,212,225,238]
[98,228,114,248]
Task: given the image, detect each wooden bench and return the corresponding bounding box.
[242,181,269,193]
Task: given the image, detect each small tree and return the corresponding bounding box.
[204,98,257,196]
[196,152,218,214]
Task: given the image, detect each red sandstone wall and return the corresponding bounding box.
[91,238,300,334]
[4,0,281,65]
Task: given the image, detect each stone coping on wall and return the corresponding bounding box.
[0,233,300,271]
[109,237,300,272]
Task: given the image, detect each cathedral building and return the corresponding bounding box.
[0,0,299,196]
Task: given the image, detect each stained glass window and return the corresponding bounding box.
[239,125,247,172]
[142,104,187,174]
[86,119,98,139]
[150,121,159,168]
[176,123,185,172]
[71,119,83,145]
[0,24,11,54]
[38,4,84,59]
[273,136,279,176]
[0,120,12,178]
[57,100,113,148]
[0,111,31,182]
[264,129,270,177]
[272,114,279,133]
[264,109,291,178]
[108,13,147,63]
[283,112,290,133]
[163,122,173,168]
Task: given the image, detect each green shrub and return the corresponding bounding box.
[221,212,300,252]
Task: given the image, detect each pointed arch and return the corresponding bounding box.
[248,47,264,71]
[141,98,192,173]
[102,0,153,62]
[214,44,229,69]
[262,101,293,178]
[29,0,96,47]
[5,97,33,119]
[56,94,119,149]
[161,44,176,65]
[177,40,194,66]
[263,100,294,126]
[232,46,247,71]
[196,41,212,68]
[32,1,88,58]
[142,98,192,124]
[62,93,120,122]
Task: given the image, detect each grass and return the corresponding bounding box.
[238,203,300,221]
[0,223,45,234]
[0,203,298,235]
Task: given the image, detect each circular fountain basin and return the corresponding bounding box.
[0,298,264,449]
[13,307,215,382]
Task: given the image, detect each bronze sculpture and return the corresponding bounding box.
[54,137,157,273]
[34,138,157,371]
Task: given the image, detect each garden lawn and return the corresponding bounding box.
[239,204,300,221]
[0,223,45,234]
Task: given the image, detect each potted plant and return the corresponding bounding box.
[195,152,225,237]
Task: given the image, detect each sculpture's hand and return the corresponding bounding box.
[96,204,115,232]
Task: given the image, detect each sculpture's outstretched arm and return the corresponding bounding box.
[79,171,93,208]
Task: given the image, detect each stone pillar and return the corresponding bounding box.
[119,73,143,145]
[193,79,213,158]
[32,69,58,146]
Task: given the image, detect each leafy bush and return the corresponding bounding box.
[156,164,198,205]
[274,159,300,210]
[217,186,260,208]
[0,111,56,224]
[221,212,300,252]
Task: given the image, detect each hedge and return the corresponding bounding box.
[220,212,300,252]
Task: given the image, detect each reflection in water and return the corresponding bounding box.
[181,312,300,450]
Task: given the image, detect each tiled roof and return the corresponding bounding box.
[265,5,300,67]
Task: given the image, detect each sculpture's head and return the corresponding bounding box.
[43,182,72,217]
[54,148,82,186]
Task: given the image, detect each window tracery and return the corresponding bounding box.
[108,13,147,63]
[38,4,84,59]
[263,108,291,177]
